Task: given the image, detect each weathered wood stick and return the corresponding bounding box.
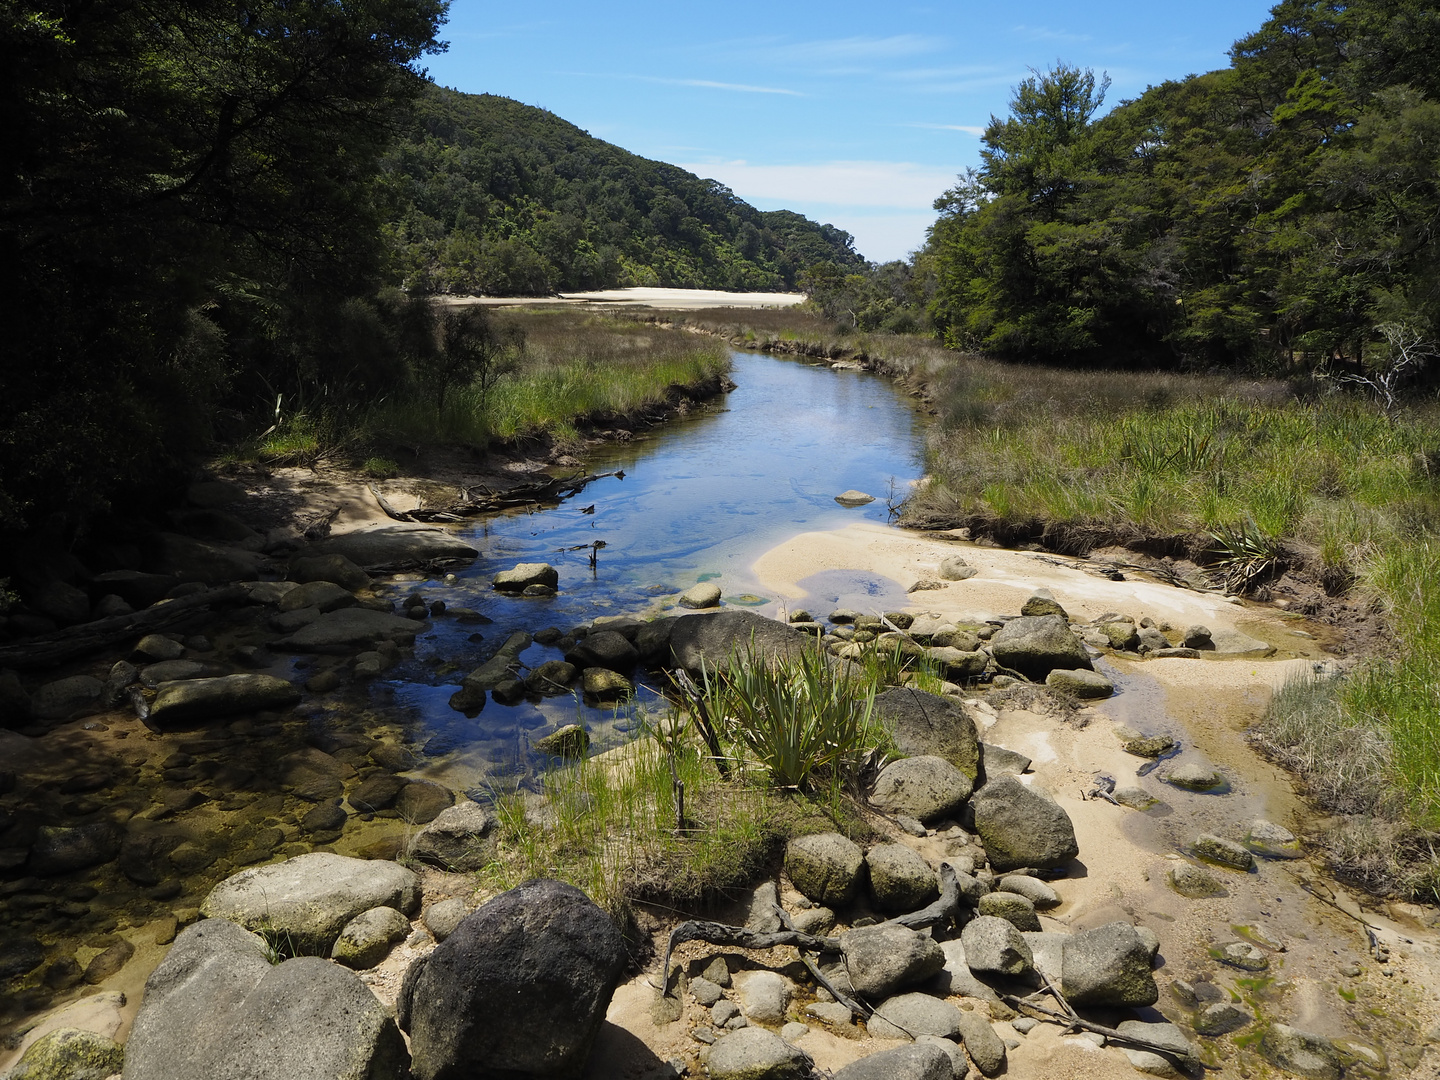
[773,906,872,1021]
[0,585,247,669]
[1000,995,1217,1071]
[879,862,961,930]
[658,921,839,997]
[368,483,415,522]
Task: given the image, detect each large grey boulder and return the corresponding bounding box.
[1045,668,1114,698]
[201,852,420,955]
[7,1028,124,1080]
[289,553,371,592]
[869,756,972,824]
[960,915,1032,976]
[989,614,1091,680]
[839,924,945,1000]
[492,563,559,593]
[833,1043,953,1080]
[409,802,497,872]
[399,879,626,1080]
[30,675,103,720]
[931,940,1007,1011]
[1060,921,1158,1007]
[668,611,812,673]
[971,774,1078,872]
[564,630,639,671]
[123,918,406,1080]
[271,608,420,654]
[706,1027,813,1080]
[148,674,300,728]
[28,823,121,876]
[866,992,962,1040]
[866,843,939,912]
[308,525,478,568]
[785,833,865,906]
[871,688,980,779]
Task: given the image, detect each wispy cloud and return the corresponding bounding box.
[1012,24,1094,44]
[779,34,945,62]
[564,72,803,96]
[676,159,961,210]
[907,122,987,136]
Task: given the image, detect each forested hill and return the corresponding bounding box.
[381,87,864,295]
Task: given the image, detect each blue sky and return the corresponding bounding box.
[426,1,1279,263]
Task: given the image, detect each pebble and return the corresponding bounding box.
[1011,1017,1038,1035]
[692,1028,716,1045]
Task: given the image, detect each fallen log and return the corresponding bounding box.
[371,471,626,523]
[657,920,839,998]
[0,585,247,669]
[879,861,961,931]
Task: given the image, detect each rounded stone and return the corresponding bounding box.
[869,755,972,824]
[785,833,865,906]
[1168,863,1227,898]
[6,1027,125,1080]
[960,915,1033,976]
[977,891,1041,932]
[1045,668,1114,698]
[678,582,723,609]
[707,1027,813,1080]
[866,843,939,912]
[332,906,411,969]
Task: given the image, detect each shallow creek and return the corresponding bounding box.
[2,350,1439,1076]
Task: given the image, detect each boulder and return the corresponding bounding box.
[872,689,980,778]
[152,532,265,583]
[526,660,577,695]
[971,774,1078,872]
[134,633,185,662]
[931,940,1007,1011]
[926,647,988,681]
[866,992,962,1040]
[332,906,411,969]
[960,915,1033,976]
[707,1027,813,1080]
[453,631,532,706]
[834,1043,953,1080]
[1060,921,1158,1007]
[1045,668,1113,698]
[201,852,420,954]
[835,490,875,506]
[955,1010,1007,1076]
[785,832,865,906]
[83,939,134,983]
[395,780,453,823]
[28,580,92,626]
[1020,592,1068,620]
[1208,627,1276,658]
[734,969,792,1024]
[288,553,370,592]
[938,556,976,581]
[28,823,121,876]
[5,1028,124,1080]
[1098,621,1141,650]
[633,618,677,663]
[978,742,1031,780]
[400,879,626,1080]
[866,843,939,912]
[1246,819,1303,859]
[493,563,559,593]
[1116,1021,1201,1071]
[423,898,471,942]
[995,875,1059,909]
[123,918,406,1080]
[1212,941,1268,971]
[1167,863,1227,898]
[1261,1025,1343,1080]
[308,525,478,568]
[1165,762,1223,790]
[840,924,945,999]
[30,675,103,720]
[1193,1002,1252,1035]
[533,724,590,758]
[869,756,972,824]
[977,891,1040,932]
[1193,834,1255,871]
[148,674,300,728]
[410,802,497,872]
[565,630,639,671]
[271,608,419,654]
[668,611,812,673]
[349,773,407,813]
[581,667,633,700]
[277,580,357,614]
[989,615,1091,680]
[678,582,722,609]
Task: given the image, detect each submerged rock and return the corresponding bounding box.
[492,562,558,593]
[1262,1024,1343,1080]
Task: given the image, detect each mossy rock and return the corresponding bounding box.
[533,724,589,759]
[8,1028,124,1080]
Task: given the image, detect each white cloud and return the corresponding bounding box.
[778,34,945,62]
[677,159,962,212]
[563,72,803,96]
[907,122,987,136]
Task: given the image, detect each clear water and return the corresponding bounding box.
[359,350,929,789]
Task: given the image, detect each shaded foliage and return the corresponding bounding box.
[381,87,865,295]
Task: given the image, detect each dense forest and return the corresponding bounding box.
[812,0,1440,382]
[381,87,863,295]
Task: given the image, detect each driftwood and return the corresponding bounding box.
[0,585,246,670]
[773,907,872,1022]
[879,861,961,930]
[1001,994,1217,1071]
[369,471,624,523]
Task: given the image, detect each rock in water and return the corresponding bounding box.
[989,614,1092,680]
[533,724,589,758]
[28,823,121,876]
[707,1027,814,1080]
[123,918,406,1080]
[834,490,876,506]
[1246,818,1303,859]
[1192,833,1255,871]
[971,774,1078,872]
[6,1028,124,1080]
[201,852,420,955]
[400,879,626,1080]
[1061,921,1159,1007]
[147,674,301,729]
[1261,1024,1343,1080]
[785,832,865,906]
[492,563,559,593]
[869,755,973,823]
[871,687,980,779]
[678,582,723,609]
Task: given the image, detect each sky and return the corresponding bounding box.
[424,1,1279,263]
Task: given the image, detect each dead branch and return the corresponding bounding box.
[774,906,872,1021]
[0,585,247,669]
[1001,995,1217,1071]
[656,921,839,997]
[393,471,626,521]
[877,862,961,930]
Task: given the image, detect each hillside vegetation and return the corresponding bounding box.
[381,87,864,296]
